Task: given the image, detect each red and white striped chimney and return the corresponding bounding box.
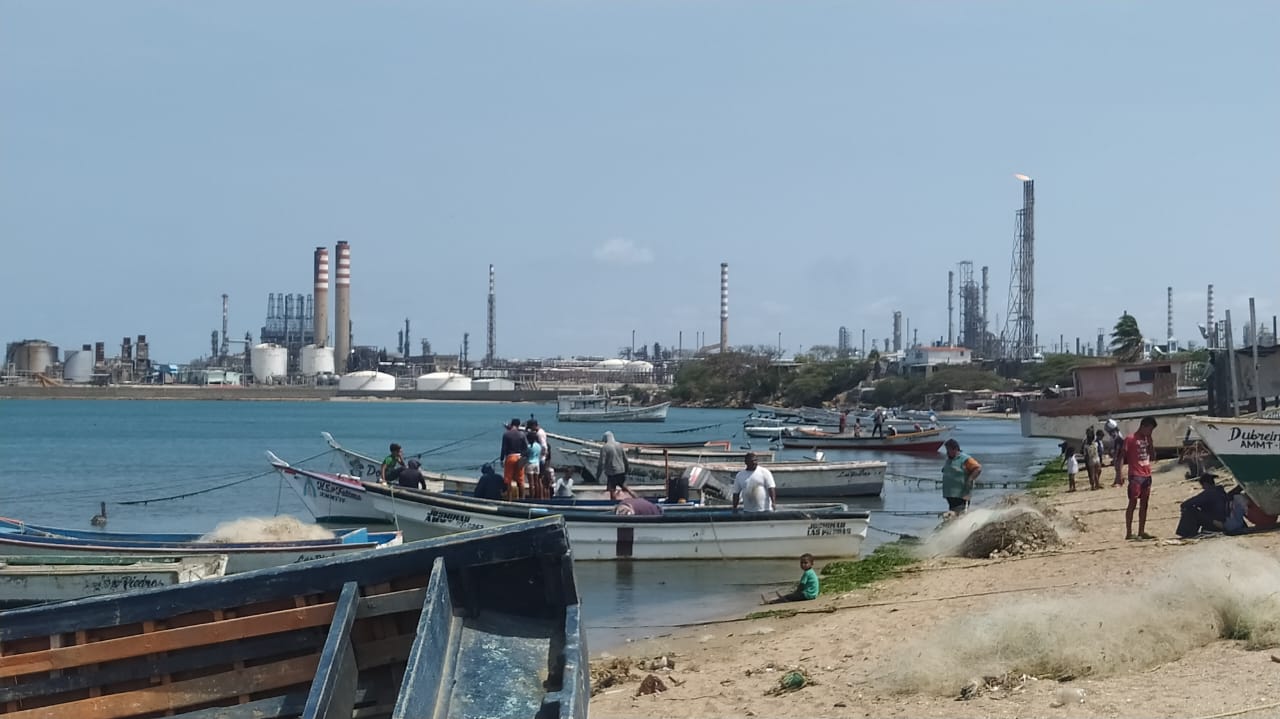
[313,247,329,348]
[334,241,351,373]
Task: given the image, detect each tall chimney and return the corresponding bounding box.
[719,262,729,353]
[1167,286,1174,347]
[486,264,496,365]
[313,247,329,348]
[947,270,955,346]
[1207,283,1215,349]
[980,265,989,355]
[334,241,351,373]
[220,293,230,359]
[892,311,902,352]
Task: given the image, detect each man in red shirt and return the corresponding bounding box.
[1124,416,1158,540]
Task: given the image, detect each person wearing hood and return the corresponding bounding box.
[596,431,631,500]
[397,458,426,490]
[474,463,505,501]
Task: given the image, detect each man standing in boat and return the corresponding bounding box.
[941,438,981,514]
[597,431,631,500]
[732,452,777,512]
[501,418,530,499]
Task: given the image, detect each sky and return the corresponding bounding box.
[1,1,1277,363]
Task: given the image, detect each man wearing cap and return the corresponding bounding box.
[1124,416,1158,540]
[941,438,981,514]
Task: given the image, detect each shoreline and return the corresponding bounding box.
[588,459,1280,718]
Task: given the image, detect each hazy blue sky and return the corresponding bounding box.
[2,1,1277,362]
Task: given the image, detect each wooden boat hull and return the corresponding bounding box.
[363,485,869,560]
[781,427,949,452]
[0,520,402,574]
[0,555,228,607]
[0,516,586,719]
[556,402,671,422]
[1191,416,1280,515]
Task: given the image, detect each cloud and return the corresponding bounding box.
[593,237,654,265]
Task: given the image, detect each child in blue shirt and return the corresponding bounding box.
[761,553,820,604]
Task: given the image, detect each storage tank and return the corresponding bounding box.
[300,345,335,376]
[339,370,396,392]
[250,343,289,383]
[625,360,654,373]
[415,371,472,391]
[11,340,55,374]
[472,378,516,391]
[594,358,627,369]
[63,350,94,383]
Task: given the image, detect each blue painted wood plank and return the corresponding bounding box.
[390,557,459,719]
[301,581,361,719]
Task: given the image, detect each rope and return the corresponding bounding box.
[114,448,332,506]
[659,422,724,435]
[869,525,920,539]
[407,427,495,459]
[1190,701,1280,719]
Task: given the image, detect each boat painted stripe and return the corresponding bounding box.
[616,527,634,558]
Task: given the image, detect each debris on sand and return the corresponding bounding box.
[958,509,1062,558]
[765,668,814,696]
[956,672,1033,701]
[590,657,634,695]
[637,674,668,696]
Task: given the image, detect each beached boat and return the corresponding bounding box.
[0,515,587,719]
[552,443,886,497]
[320,432,689,502]
[1191,415,1280,515]
[361,484,869,560]
[0,518,402,574]
[781,426,949,452]
[0,554,228,608]
[556,392,670,422]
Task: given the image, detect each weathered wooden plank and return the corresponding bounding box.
[390,558,459,719]
[4,654,319,719]
[0,518,569,643]
[301,582,360,719]
[0,629,326,704]
[0,603,336,679]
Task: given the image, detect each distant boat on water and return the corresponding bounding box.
[556,392,670,422]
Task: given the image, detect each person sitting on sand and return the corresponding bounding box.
[1176,473,1229,538]
[761,553,820,604]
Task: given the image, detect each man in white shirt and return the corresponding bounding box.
[733,452,777,512]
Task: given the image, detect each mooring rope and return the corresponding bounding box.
[407,427,495,459]
[114,448,333,505]
[659,422,725,435]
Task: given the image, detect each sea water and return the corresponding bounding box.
[0,399,1058,649]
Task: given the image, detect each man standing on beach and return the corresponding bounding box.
[733,452,776,512]
[941,438,981,513]
[1124,416,1158,540]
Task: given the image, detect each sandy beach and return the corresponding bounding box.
[589,458,1280,719]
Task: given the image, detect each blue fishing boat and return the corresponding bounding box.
[0,515,587,718]
[0,518,402,574]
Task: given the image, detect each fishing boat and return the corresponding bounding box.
[361,483,869,560]
[1190,415,1280,515]
[555,392,670,422]
[0,518,402,574]
[553,441,886,497]
[781,426,950,452]
[0,554,228,608]
[547,431,771,462]
[0,516,587,719]
[319,432,690,502]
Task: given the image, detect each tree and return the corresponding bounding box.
[1110,313,1144,363]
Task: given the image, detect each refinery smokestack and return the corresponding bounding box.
[980,265,989,356]
[313,247,329,348]
[486,264,496,366]
[719,262,729,353]
[220,293,229,359]
[334,241,351,373]
[892,311,902,352]
[947,270,955,346]
[1167,286,1174,347]
[1207,283,1216,349]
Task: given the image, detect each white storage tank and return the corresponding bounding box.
[415,371,472,391]
[472,378,516,391]
[339,370,396,392]
[300,345,335,376]
[593,358,627,369]
[625,360,654,373]
[250,343,289,383]
[63,350,94,383]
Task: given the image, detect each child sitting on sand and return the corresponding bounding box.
[761,553,820,604]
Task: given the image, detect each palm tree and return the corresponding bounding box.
[1110,312,1144,362]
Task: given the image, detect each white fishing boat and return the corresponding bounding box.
[360,483,869,560]
[781,426,950,453]
[0,554,228,607]
[1190,415,1280,515]
[556,392,670,422]
[551,440,887,497]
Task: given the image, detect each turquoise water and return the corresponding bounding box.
[0,399,1058,648]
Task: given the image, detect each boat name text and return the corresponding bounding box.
[807,521,852,537]
[424,510,485,531]
[1227,427,1280,449]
